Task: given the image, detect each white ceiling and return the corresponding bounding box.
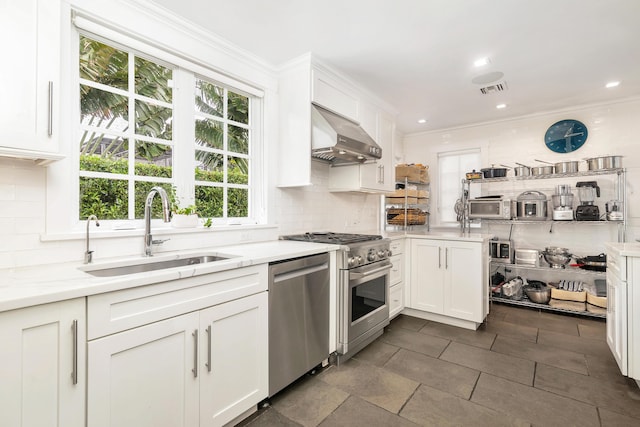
[150,0,640,134]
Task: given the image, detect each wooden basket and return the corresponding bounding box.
[387,208,427,225]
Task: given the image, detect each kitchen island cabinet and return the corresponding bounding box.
[0,0,63,163]
[87,265,268,427]
[405,236,488,330]
[0,298,85,427]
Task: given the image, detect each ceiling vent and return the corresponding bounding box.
[480,81,508,95]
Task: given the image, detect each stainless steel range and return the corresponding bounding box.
[280,232,392,363]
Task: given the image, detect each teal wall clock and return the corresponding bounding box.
[544,119,588,153]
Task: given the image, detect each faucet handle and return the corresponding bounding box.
[84,250,94,264]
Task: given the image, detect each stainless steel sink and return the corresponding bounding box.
[81,253,237,277]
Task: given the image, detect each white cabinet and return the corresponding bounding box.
[278,53,395,192]
[199,293,268,426]
[87,265,268,427]
[606,267,627,375]
[0,0,63,161]
[0,298,85,427]
[407,238,487,329]
[389,238,405,319]
[88,312,200,427]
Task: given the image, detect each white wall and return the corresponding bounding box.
[402,98,640,252]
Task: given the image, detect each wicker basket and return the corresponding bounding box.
[387,208,427,225]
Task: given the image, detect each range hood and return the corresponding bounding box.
[311,104,382,164]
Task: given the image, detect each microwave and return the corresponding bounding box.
[468,197,512,219]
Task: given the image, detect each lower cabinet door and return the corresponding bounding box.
[199,292,268,427]
[606,273,627,375]
[87,312,200,427]
[0,298,85,427]
[444,241,483,322]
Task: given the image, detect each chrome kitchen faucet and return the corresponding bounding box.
[84,215,100,264]
[144,186,171,256]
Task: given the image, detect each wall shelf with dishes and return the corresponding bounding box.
[463,167,625,318]
[385,164,430,232]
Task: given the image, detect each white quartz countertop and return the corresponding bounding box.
[605,242,640,257]
[0,241,339,313]
[383,229,492,243]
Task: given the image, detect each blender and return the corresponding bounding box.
[575,181,601,221]
[551,185,574,220]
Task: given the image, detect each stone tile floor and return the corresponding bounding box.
[239,303,640,426]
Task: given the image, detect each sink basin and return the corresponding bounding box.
[81,253,237,277]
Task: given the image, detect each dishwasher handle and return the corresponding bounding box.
[272,262,329,283]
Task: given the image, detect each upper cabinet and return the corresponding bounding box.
[0,0,63,163]
[278,54,396,192]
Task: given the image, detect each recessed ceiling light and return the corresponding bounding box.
[474,57,491,67]
[417,119,427,124]
[606,81,620,88]
[496,103,507,109]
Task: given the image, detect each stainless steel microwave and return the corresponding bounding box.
[468,198,512,219]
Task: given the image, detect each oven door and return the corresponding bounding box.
[340,261,391,353]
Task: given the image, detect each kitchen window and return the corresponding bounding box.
[76,30,261,225]
[437,149,481,224]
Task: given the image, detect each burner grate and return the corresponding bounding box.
[280,232,382,244]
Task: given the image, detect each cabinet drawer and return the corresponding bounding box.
[390,239,404,255]
[389,283,404,319]
[390,254,404,286]
[607,252,627,281]
[87,265,267,339]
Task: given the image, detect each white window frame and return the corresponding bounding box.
[437,148,482,226]
[46,11,266,234]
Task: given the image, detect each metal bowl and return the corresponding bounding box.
[542,248,572,268]
[524,286,551,304]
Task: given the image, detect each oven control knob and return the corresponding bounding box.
[367,250,377,262]
[355,255,363,265]
[377,250,386,259]
[387,249,393,257]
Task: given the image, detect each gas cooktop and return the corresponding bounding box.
[279,232,383,245]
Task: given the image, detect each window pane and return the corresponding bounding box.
[438,151,481,223]
[80,85,128,127]
[195,150,223,182]
[228,124,248,154]
[228,188,248,218]
[229,157,248,184]
[195,117,223,149]
[79,133,129,170]
[195,185,223,217]
[134,182,173,219]
[195,80,223,117]
[135,100,173,140]
[79,36,128,90]
[135,57,173,103]
[80,153,128,175]
[134,142,172,177]
[227,91,248,124]
[79,177,128,220]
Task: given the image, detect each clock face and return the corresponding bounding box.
[544,119,588,153]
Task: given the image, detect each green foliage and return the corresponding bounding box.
[79,156,248,220]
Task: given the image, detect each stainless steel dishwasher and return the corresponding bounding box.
[268,252,330,397]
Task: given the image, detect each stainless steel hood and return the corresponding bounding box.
[311,104,382,164]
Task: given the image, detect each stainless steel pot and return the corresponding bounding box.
[586,155,623,170]
[554,161,579,173]
[531,165,554,175]
[514,163,531,176]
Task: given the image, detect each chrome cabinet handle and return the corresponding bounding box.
[445,248,449,269]
[48,81,53,136]
[205,325,212,372]
[192,330,198,378]
[438,247,442,269]
[71,319,78,385]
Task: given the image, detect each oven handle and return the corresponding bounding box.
[349,261,392,280]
